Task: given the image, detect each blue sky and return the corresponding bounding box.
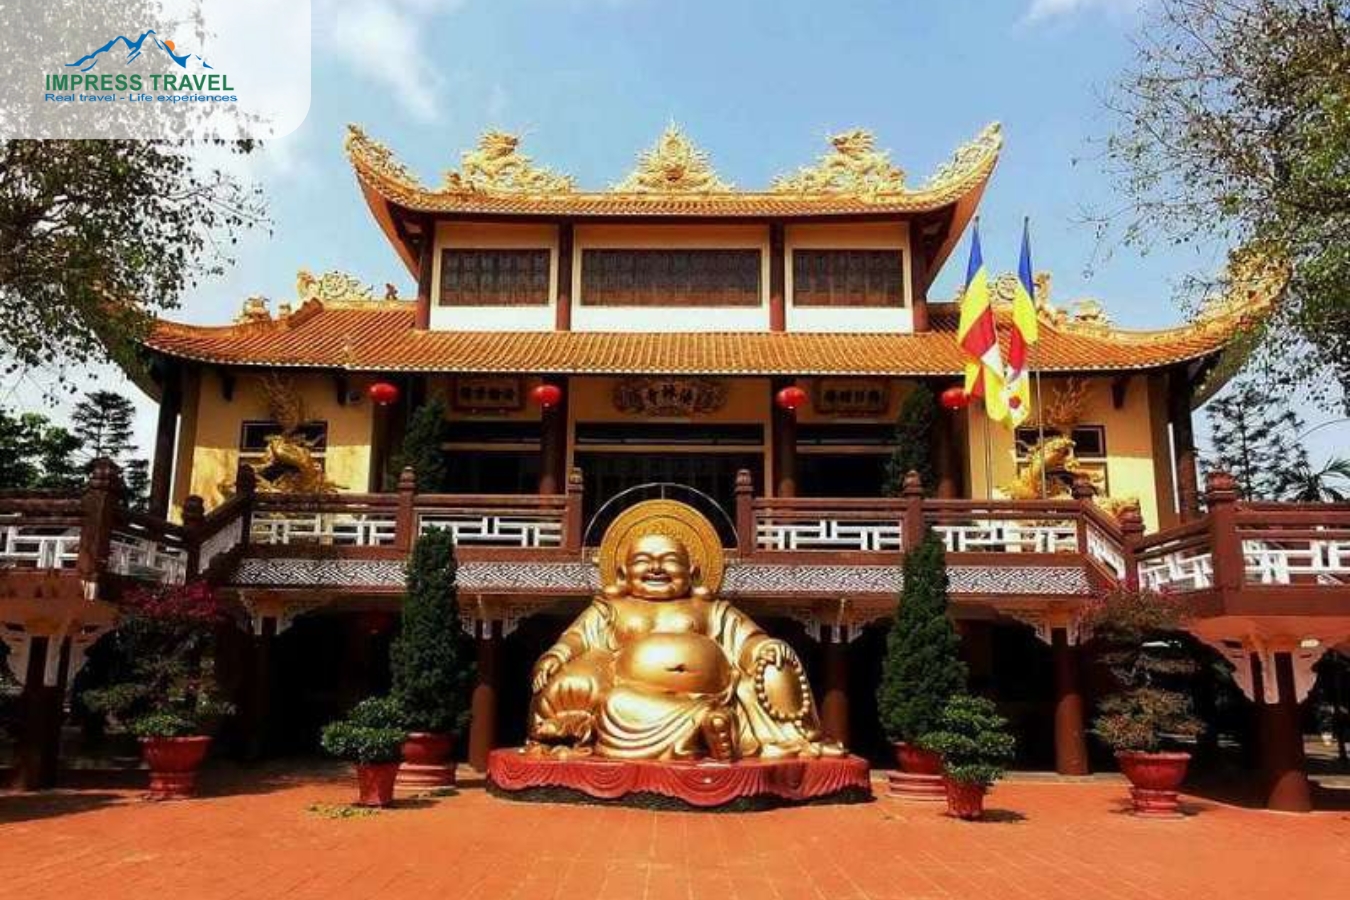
[16,0,1347,463]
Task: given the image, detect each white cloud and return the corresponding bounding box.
[319,0,468,122]
[1024,0,1149,23]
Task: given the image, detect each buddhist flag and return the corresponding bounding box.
[956,224,1007,421]
[1004,219,1039,426]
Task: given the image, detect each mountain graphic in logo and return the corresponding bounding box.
[67,29,212,73]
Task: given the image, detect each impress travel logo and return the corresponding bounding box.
[45,29,237,103]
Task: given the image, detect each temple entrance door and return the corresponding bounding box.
[575,452,763,544]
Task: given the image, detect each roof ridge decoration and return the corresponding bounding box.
[443,131,575,194]
[612,123,732,193]
[771,130,907,196]
[345,124,423,192]
[924,122,1003,190]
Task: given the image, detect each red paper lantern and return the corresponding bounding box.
[367,381,400,407]
[531,383,563,410]
[775,385,808,412]
[939,386,971,411]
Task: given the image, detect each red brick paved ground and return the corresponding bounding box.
[1,765,1348,900]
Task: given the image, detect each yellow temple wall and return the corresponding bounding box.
[961,375,1176,531]
[173,369,376,511]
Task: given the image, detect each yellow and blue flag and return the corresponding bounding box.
[956,223,1007,422]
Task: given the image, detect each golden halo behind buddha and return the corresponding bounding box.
[597,499,726,594]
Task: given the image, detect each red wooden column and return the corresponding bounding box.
[242,615,278,760]
[468,620,503,772]
[1052,626,1090,776]
[538,376,570,495]
[1252,650,1313,812]
[1168,368,1201,521]
[555,222,574,331]
[768,222,786,332]
[12,635,71,790]
[819,625,851,746]
[414,215,435,330]
[148,365,182,518]
[770,378,798,498]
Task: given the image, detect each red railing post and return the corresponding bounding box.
[1205,470,1243,593]
[235,463,257,549]
[735,469,755,557]
[1118,505,1145,590]
[564,466,585,551]
[1071,473,1096,555]
[76,458,121,591]
[902,470,925,551]
[395,466,417,552]
[182,495,205,575]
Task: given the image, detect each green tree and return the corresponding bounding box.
[883,384,936,496]
[390,398,449,492]
[71,390,151,507]
[0,407,81,490]
[877,530,968,743]
[390,530,475,735]
[1102,0,1350,408]
[1286,456,1350,501]
[1202,380,1308,499]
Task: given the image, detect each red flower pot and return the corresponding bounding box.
[1116,750,1191,818]
[355,762,400,807]
[140,735,211,800]
[944,779,988,820]
[887,742,947,800]
[396,732,456,793]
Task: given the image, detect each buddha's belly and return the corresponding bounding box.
[615,632,732,695]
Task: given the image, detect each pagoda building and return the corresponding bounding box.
[7,123,1342,815]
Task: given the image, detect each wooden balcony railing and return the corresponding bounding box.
[4,462,1350,614]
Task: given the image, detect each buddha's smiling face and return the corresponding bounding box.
[620,534,695,601]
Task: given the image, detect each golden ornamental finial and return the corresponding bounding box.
[924,121,1003,191]
[772,129,907,195]
[613,123,731,193]
[344,124,423,191]
[443,130,575,194]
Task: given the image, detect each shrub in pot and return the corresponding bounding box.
[1086,589,1203,818]
[320,697,408,807]
[390,528,474,790]
[920,695,1016,820]
[82,581,237,800]
[876,527,967,799]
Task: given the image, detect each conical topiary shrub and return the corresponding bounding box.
[389,528,475,789]
[877,528,967,798]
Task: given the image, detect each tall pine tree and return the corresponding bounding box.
[1202,380,1308,500]
[390,529,475,735]
[70,390,151,507]
[877,530,967,743]
[390,398,449,492]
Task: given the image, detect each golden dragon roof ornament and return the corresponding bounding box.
[924,122,1003,189]
[443,131,575,193]
[345,124,422,192]
[772,130,907,195]
[613,124,732,193]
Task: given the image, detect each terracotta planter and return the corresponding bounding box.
[886,742,946,801]
[396,732,456,793]
[944,779,988,820]
[355,762,400,807]
[140,735,211,800]
[1116,750,1191,818]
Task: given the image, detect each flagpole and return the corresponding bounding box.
[1026,216,1048,500]
[983,399,994,500]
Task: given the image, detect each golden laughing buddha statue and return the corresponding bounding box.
[526,501,843,762]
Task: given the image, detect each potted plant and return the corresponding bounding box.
[82,581,237,800]
[1086,588,1203,818]
[920,694,1016,820]
[390,528,474,791]
[877,528,968,799]
[320,696,408,807]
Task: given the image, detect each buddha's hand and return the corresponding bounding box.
[531,652,566,693]
[753,639,800,671]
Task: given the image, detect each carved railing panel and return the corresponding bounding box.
[753,499,906,553]
[0,524,81,569]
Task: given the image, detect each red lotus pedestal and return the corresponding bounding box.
[1116,751,1191,818]
[487,749,872,810]
[140,736,211,800]
[396,733,456,793]
[887,742,946,801]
